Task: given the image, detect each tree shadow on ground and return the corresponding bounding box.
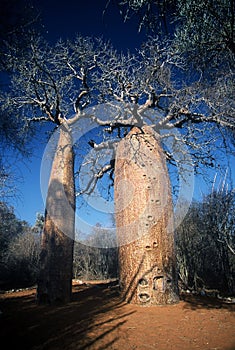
[180,293,235,311]
[0,281,135,350]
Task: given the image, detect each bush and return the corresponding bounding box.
[0,202,40,289]
[73,225,118,280]
[176,189,235,295]
[3,232,40,288]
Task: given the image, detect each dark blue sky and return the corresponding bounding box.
[32,0,146,50]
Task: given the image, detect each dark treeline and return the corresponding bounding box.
[0,203,41,289]
[1,189,234,294]
[176,189,235,295]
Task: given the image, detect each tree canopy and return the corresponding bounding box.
[0,0,41,199]
[1,28,234,199]
[116,0,235,129]
[1,0,234,199]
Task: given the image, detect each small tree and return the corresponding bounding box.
[0,202,40,289]
[0,202,28,257]
[73,226,118,280]
[200,187,235,293]
[0,0,41,201]
[4,231,40,288]
[176,187,235,295]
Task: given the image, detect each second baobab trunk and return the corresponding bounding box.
[37,122,75,304]
[114,125,179,305]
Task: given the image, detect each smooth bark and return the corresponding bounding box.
[115,125,179,305]
[37,123,75,304]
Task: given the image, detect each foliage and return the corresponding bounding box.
[73,225,118,280]
[0,202,40,289]
[176,188,235,295]
[0,0,41,199]
[3,231,40,288]
[117,0,235,63]
[0,202,28,253]
[31,212,44,235]
[174,0,235,139]
[115,0,176,33]
[0,0,41,139]
[0,0,41,71]
[116,0,235,135]
[174,0,235,61]
[0,205,117,288]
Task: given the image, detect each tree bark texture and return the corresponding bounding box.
[37,123,75,304]
[114,125,179,305]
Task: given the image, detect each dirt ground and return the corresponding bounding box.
[0,281,235,350]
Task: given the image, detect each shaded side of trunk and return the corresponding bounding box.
[114,125,179,305]
[37,124,75,304]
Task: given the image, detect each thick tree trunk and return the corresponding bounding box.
[114,125,179,305]
[37,123,75,304]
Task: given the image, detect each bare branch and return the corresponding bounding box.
[88,139,118,150]
[76,161,114,197]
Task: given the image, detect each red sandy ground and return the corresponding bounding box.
[0,281,234,350]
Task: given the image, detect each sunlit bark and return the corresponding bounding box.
[115,125,179,305]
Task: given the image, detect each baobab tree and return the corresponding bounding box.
[1,30,234,304]
[115,125,179,304]
[115,1,235,300]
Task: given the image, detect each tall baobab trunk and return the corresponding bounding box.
[114,125,179,305]
[37,122,75,304]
